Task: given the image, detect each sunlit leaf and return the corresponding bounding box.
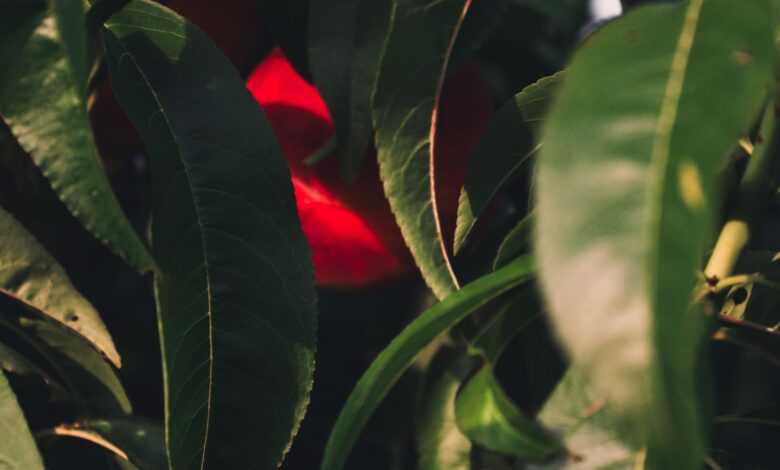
[103,1,318,468]
[534,1,774,466]
[373,0,473,299]
[0,205,120,367]
[455,365,561,460]
[51,418,165,470]
[0,369,45,470]
[0,1,154,273]
[322,255,534,470]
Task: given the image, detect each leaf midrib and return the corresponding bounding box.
[105,28,215,470]
[645,0,704,307]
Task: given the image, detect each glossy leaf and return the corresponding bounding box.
[415,348,474,470]
[373,0,472,299]
[455,72,561,253]
[534,1,774,467]
[0,369,45,470]
[321,255,534,470]
[0,205,121,367]
[52,418,165,470]
[455,365,561,460]
[0,2,154,273]
[527,369,641,470]
[103,1,317,468]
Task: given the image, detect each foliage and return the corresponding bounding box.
[1,0,780,469]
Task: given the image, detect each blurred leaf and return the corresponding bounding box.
[321,255,535,470]
[0,205,120,367]
[0,1,154,273]
[527,369,641,470]
[373,0,472,300]
[455,72,561,254]
[51,418,165,470]
[534,1,773,467]
[0,369,45,470]
[416,348,475,470]
[492,213,534,271]
[103,1,318,468]
[456,365,561,460]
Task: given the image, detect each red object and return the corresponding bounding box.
[247,49,493,287]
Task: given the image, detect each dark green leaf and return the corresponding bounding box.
[492,213,534,271]
[373,0,472,299]
[455,365,561,460]
[321,255,535,470]
[307,0,359,167]
[468,287,540,363]
[455,72,561,254]
[0,205,120,367]
[51,418,165,470]
[534,1,774,467]
[13,316,131,415]
[0,2,154,273]
[416,348,474,470]
[103,1,317,468]
[528,369,641,469]
[0,369,45,470]
[0,340,64,392]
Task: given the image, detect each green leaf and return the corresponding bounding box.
[373,0,472,300]
[321,255,535,470]
[102,1,318,468]
[455,72,562,254]
[307,0,359,166]
[528,369,641,470]
[534,1,774,467]
[492,213,534,271]
[468,287,540,363]
[10,316,131,415]
[341,0,394,179]
[0,205,121,367]
[51,418,165,470]
[0,369,45,470]
[415,348,474,470]
[455,365,562,460]
[0,2,154,273]
[0,340,65,392]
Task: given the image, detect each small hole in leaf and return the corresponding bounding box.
[732,287,748,305]
[66,313,79,322]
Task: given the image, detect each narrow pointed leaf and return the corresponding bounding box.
[52,418,165,470]
[0,340,65,392]
[373,0,472,299]
[0,369,45,470]
[0,205,121,367]
[12,316,131,415]
[455,73,562,253]
[0,2,154,273]
[492,213,534,271]
[535,1,774,467]
[455,365,562,460]
[321,256,534,470]
[103,1,317,468]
